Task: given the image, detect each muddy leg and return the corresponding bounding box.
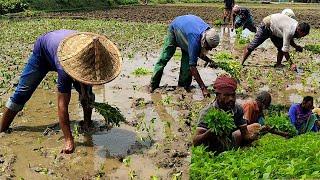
[0,108,18,132]
[178,50,192,89]
[150,33,176,91]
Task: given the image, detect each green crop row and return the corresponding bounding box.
[191,133,320,179]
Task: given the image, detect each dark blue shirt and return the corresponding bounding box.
[169,15,210,66]
[33,29,77,93]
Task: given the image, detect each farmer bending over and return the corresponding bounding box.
[231,5,256,32]
[0,30,121,154]
[242,13,310,70]
[289,96,320,134]
[193,75,260,153]
[150,15,220,98]
[242,91,271,125]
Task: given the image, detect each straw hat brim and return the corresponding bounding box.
[57,32,122,85]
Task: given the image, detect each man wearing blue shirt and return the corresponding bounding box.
[150,15,220,98]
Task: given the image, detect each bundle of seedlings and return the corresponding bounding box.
[203,108,235,149]
[264,114,297,138]
[304,44,320,54]
[91,102,126,127]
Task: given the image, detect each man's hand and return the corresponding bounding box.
[290,64,297,71]
[295,45,303,52]
[201,87,211,98]
[61,138,75,154]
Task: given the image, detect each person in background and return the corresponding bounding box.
[231,5,256,32]
[150,15,220,98]
[242,13,310,71]
[193,75,260,153]
[223,0,235,24]
[289,96,319,134]
[242,91,271,125]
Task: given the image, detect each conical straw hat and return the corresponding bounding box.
[57,32,122,85]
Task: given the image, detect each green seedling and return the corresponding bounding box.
[92,102,126,127]
[304,44,320,54]
[123,157,131,167]
[132,67,152,77]
[213,19,224,26]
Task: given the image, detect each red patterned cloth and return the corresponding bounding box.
[214,75,237,94]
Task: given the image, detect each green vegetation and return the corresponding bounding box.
[203,108,235,136]
[213,19,223,26]
[265,114,298,137]
[304,44,320,54]
[191,133,320,179]
[0,19,166,95]
[235,28,250,45]
[92,102,126,127]
[132,67,153,76]
[0,0,27,14]
[213,52,241,79]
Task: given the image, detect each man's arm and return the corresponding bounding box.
[193,127,213,146]
[190,66,210,98]
[58,92,74,154]
[200,55,217,68]
[290,39,303,52]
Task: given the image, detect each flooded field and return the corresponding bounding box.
[1,3,320,179]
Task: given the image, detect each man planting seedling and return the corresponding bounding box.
[242,13,310,71]
[150,14,220,98]
[0,30,122,154]
[231,5,256,33]
[193,75,260,153]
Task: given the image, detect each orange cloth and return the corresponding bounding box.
[242,99,260,124]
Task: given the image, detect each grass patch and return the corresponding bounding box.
[304,44,320,54]
[132,67,153,76]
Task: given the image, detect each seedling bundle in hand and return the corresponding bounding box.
[203,108,235,136]
[265,114,297,137]
[91,102,126,127]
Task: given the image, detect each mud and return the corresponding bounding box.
[16,4,319,28]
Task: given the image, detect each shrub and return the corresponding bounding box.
[0,0,28,14]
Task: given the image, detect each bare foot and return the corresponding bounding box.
[61,139,74,154]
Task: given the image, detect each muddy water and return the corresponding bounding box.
[0,50,219,179]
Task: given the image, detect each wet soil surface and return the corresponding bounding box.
[18,4,320,28]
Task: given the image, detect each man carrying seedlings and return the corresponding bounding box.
[231,5,256,33]
[150,15,220,98]
[289,96,320,134]
[193,75,260,153]
[242,91,271,125]
[223,0,235,24]
[242,13,310,70]
[0,30,122,154]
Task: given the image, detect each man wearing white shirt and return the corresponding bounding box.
[241,13,310,70]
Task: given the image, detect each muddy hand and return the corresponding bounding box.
[61,139,75,154]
